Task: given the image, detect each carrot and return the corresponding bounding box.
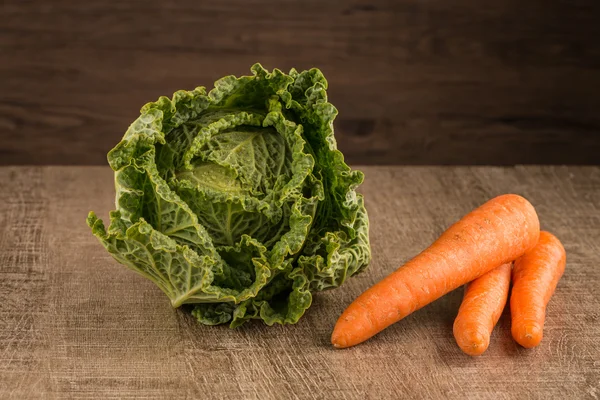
[453,263,512,356]
[331,194,540,349]
[510,231,566,348]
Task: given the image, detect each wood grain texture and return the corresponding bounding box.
[1,0,600,165]
[1,166,599,399]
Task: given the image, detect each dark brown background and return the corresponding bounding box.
[1,0,599,165]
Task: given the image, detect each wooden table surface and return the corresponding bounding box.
[1,166,599,399]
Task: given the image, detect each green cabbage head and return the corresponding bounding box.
[87,64,371,327]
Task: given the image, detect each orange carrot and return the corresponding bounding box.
[510,231,566,348]
[331,194,540,348]
[453,263,512,356]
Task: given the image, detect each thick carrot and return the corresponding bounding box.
[331,194,540,348]
[510,231,566,348]
[453,263,512,356]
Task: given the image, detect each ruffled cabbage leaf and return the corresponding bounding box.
[88,64,371,327]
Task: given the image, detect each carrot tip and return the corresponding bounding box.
[456,330,490,356]
[512,324,543,348]
[331,331,347,348]
[331,340,348,349]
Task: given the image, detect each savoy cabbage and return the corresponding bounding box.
[88,64,371,327]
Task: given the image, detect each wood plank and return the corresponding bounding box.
[0,168,52,397]
[0,166,599,398]
[1,0,600,165]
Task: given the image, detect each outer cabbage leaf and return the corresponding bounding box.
[88,64,371,327]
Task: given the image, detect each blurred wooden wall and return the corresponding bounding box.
[1,0,599,165]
